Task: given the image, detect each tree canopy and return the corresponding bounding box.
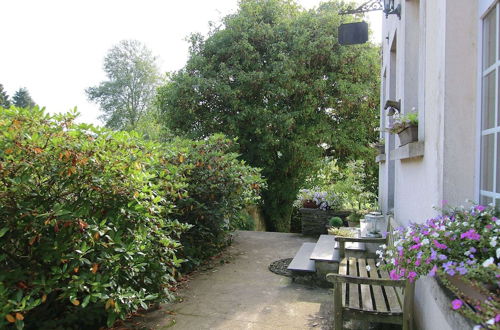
[12,87,36,108]
[86,40,161,130]
[0,84,11,108]
[157,0,380,231]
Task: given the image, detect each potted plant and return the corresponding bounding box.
[388,112,418,146]
[371,138,385,154]
[327,227,357,238]
[346,210,365,227]
[295,189,345,235]
[378,203,500,328]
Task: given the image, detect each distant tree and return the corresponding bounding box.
[157,0,380,232]
[0,84,10,108]
[86,40,161,130]
[12,87,36,108]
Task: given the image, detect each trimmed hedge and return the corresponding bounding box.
[0,107,263,328]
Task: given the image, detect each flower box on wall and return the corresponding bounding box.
[397,124,418,146]
[299,208,350,235]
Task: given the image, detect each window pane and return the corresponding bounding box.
[496,199,500,211]
[483,71,496,129]
[484,7,497,69]
[481,134,495,192]
[481,195,493,205]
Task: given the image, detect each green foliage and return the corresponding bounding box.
[0,107,191,328]
[166,135,265,270]
[12,88,35,108]
[328,216,343,228]
[0,84,11,108]
[86,40,161,130]
[157,0,380,232]
[304,158,377,210]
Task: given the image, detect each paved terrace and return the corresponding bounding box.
[130,231,334,329]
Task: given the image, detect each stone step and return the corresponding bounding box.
[287,243,316,272]
[310,235,366,262]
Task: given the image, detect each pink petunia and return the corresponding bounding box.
[428,265,438,276]
[451,299,463,310]
[389,269,400,280]
[476,205,486,212]
[460,229,481,241]
[433,240,448,249]
[410,243,422,250]
[408,271,417,282]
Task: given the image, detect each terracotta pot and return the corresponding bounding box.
[302,200,317,209]
[397,125,418,146]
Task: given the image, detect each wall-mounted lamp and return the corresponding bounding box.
[384,99,400,116]
[383,0,401,19]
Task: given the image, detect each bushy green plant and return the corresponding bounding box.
[303,159,376,211]
[0,107,191,328]
[167,135,265,270]
[388,112,418,134]
[328,217,343,228]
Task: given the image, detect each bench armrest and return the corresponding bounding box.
[326,273,406,287]
[334,236,388,244]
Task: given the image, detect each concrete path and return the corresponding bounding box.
[132,231,335,329]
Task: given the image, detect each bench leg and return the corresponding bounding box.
[333,283,343,330]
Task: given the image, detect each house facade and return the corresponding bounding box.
[378,0,498,328]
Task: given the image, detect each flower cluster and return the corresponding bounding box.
[295,188,343,211]
[378,203,500,328]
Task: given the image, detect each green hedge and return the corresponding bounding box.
[0,107,263,328]
[169,135,265,270]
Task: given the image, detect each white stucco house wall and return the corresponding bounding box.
[377,0,498,328]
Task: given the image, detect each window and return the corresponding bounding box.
[480,2,500,207]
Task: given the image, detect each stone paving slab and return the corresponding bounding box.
[129,231,335,330]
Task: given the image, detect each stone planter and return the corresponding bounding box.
[299,208,350,236]
[375,143,385,154]
[397,125,418,146]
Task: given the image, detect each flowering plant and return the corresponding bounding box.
[378,203,499,327]
[295,188,343,211]
[387,112,418,134]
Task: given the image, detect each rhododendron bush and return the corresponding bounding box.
[379,203,499,327]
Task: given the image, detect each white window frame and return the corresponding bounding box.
[477,0,500,206]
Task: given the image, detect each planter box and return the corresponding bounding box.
[397,125,418,146]
[299,208,350,236]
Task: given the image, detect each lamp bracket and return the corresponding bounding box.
[339,0,383,15]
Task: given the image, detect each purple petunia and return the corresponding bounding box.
[476,205,486,212]
[410,243,422,250]
[428,265,438,276]
[438,254,448,261]
[389,269,400,280]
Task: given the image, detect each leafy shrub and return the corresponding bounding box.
[0,107,190,328]
[328,217,343,228]
[167,135,265,270]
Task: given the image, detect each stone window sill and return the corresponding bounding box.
[390,141,424,161]
[375,154,386,163]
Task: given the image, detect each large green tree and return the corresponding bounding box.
[0,84,10,108]
[12,87,36,108]
[157,0,380,231]
[86,40,161,130]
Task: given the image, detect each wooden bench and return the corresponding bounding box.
[326,217,415,330]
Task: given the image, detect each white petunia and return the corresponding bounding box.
[366,265,371,272]
[487,318,495,325]
[491,239,498,248]
[462,222,468,226]
[381,244,387,249]
[376,262,381,267]
[497,248,500,259]
[483,257,495,267]
[422,238,429,245]
[464,251,471,256]
[432,232,440,238]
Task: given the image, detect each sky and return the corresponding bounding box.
[1,0,382,126]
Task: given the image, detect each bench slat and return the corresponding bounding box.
[339,258,348,306]
[366,258,388,312]
[378,266,402,313]
[357,258,374,311]
[348,258,360,309]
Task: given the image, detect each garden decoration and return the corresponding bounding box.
[365,212,384,237]
[388,112,418,146]
[378,203,500,328]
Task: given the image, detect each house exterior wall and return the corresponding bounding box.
[378,0,478,328]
